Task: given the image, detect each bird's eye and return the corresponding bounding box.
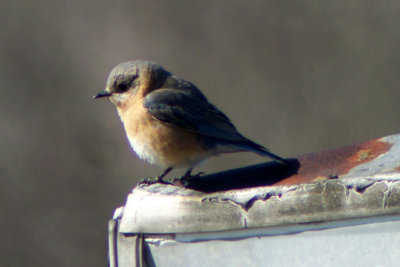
[117,83,128,92]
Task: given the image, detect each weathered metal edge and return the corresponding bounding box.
[118,133,400,234]
[119,176,400,233]
[108,219,118,267]
[108,217,145,267]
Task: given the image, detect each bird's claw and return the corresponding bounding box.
[139,176,172,185]
[180,171,206,184]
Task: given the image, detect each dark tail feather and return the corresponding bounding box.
[239,138,286,165]
[254,147,286,164]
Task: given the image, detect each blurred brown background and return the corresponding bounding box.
[2,1,400,266]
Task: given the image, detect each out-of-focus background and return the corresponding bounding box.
[2,1,400,266]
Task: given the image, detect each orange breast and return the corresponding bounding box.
[120,99,210,167]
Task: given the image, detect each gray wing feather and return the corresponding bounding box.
[143,89,245,142]
[144,88,285,163]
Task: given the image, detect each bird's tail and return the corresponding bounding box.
[254,147,286,164]
[238,138,286,165]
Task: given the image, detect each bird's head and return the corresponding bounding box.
[94,60,170,107]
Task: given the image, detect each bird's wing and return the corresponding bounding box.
[144,88,287,163]
[143,89,245,142]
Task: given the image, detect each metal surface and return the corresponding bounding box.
[118,134,400,234]
[119,175,400,233]
[109,133,400,266]
[145,217,400,267]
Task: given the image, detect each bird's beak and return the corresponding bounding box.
[93,90,112,99]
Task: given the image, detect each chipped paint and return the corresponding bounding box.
[276,137,392,185]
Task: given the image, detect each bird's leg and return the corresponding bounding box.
[180,168,205,182]
[139,167,173,185]
[157,167,173,183]
[182,168,193,178]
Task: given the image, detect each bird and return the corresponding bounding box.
[94,60,285,183]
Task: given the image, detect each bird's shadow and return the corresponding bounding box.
[172,158,300,193]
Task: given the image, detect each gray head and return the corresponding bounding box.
[94,60,171,106]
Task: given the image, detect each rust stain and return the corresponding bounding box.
[276,138,391,185]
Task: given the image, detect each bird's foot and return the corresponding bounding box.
[138,167,174,186]
[180,171,206,185]
[139,176,172,186]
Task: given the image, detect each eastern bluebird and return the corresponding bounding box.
[94,60,285,182]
